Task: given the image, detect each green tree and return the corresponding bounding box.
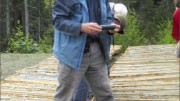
[134,0,174,44]
[1,0,53,52]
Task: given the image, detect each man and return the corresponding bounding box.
[52,0,120,101]
[72,2,128,101]
[172,0,180,58]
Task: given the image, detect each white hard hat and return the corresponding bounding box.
[114,3,128,17]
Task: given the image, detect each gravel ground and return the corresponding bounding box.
[1,53,52,80]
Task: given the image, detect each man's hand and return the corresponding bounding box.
[81,22,102,35]
[108,23,121,34]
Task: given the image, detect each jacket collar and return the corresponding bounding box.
[79,0,88,12]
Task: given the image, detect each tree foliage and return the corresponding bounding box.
[156,20,176,44]
[0,0,176,53]
[135,0,174,44]
[1,0,53,53]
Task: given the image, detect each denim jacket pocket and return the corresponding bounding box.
[71,2,81,12]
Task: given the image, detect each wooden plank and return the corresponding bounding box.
[110,82,178,87]
[1,91,53,100]
[114,98,179,101]
[2,77,57,85]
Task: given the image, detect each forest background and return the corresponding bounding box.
[0,0,176,53]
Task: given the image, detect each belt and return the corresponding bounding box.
[84,36,100,53]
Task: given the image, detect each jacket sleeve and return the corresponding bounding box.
[52,0,81,36]
[106,0,113,24]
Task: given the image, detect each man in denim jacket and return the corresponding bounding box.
[52,0,120,101]
[72,2,128,101]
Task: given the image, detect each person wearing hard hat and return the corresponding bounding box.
[111,3,128,34]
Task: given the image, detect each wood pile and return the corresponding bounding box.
[1,45,121,101]
[109,44,179,101]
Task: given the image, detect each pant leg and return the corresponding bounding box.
[72,79,94,101]
[53,54,89,101]
[85,42,114,101]
[176,41,180,58]
[86,88,94,101]
[72,78,89,101]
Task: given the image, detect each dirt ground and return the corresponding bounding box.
[1,53,52,80]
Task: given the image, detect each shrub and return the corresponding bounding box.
[7,21,40,53]
[156,20,176,44]
[39,26,53,53]
[39,35,52,53]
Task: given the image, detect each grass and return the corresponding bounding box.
[1,53,52,80]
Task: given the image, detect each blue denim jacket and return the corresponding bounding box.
[52,0,113,69]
